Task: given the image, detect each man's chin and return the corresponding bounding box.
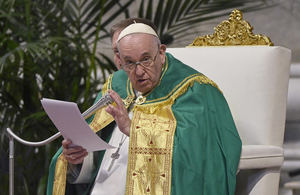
[134,84,151,94]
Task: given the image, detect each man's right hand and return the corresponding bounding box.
[62,139,88,164]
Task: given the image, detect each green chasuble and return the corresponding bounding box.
[47,53,242,195]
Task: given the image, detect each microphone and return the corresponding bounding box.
[82,93,113,119]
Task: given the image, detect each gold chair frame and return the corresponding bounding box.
[188,9,273,47]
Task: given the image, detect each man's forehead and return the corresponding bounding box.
[122,51,153,59]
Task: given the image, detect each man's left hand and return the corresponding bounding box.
[105,90,131,136]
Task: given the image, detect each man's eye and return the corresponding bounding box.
[126,61,134,65]
[142,57,150,62]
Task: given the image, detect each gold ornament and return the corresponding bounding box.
[188,9,273,46]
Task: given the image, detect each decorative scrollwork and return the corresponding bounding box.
[189,9,273,46]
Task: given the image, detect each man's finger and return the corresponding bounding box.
[66,150,87,160]
[66,151,88,164]
[75,150,88,160]
[105,104,115,116]
[109,90,124,108]
[64,147,86,156]
[62,139,72,148]
[69,157,85,165]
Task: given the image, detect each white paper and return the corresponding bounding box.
[41,98,114,152]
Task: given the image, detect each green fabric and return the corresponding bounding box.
[47,52,242,195]
[47,147,63,195]
[171,83,241,195]
[145,53,199,103]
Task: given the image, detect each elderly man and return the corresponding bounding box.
[47,20,241,195]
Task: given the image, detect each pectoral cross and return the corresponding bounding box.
[108,143,121,171]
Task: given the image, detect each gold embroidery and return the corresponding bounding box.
[123,95,135,107]
[108,74,113,92]
[89,76,115,132]
[53,154,67,195]
[131,147,169,155]
[89,74,112,131]
[189,9,273,46]
[126,102,176,195]
[101,74,112,94]
[89,106,114,132]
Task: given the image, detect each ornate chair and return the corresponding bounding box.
[167,9,291,195]
[282,58,300,194]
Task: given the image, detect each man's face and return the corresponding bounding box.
[112,31,121,69]
[117,34,166,94]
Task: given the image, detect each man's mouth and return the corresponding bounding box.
[137,79,147,85]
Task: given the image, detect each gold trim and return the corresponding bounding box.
[102,74,113,94]
[127,78,131,96]
[189,9,273,46]
[124,95,135,107]
[156,56,169,89]
[89,76,114,132]
[52,154,67,195]
[108,74,113,91]
[126,102,176,195]
[89,106,114,132]
[145,73,220,104]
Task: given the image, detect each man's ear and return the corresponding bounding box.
[159,44,167,64]
[160,44,167,53]
[114,52,122,70]
[116,51,120,59]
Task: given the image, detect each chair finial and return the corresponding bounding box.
[188,9,273,46]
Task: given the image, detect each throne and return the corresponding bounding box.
[167,9,291,195]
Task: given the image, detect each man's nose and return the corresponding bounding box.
[135,63,145,75]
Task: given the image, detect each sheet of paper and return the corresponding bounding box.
[41,98,114,152]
